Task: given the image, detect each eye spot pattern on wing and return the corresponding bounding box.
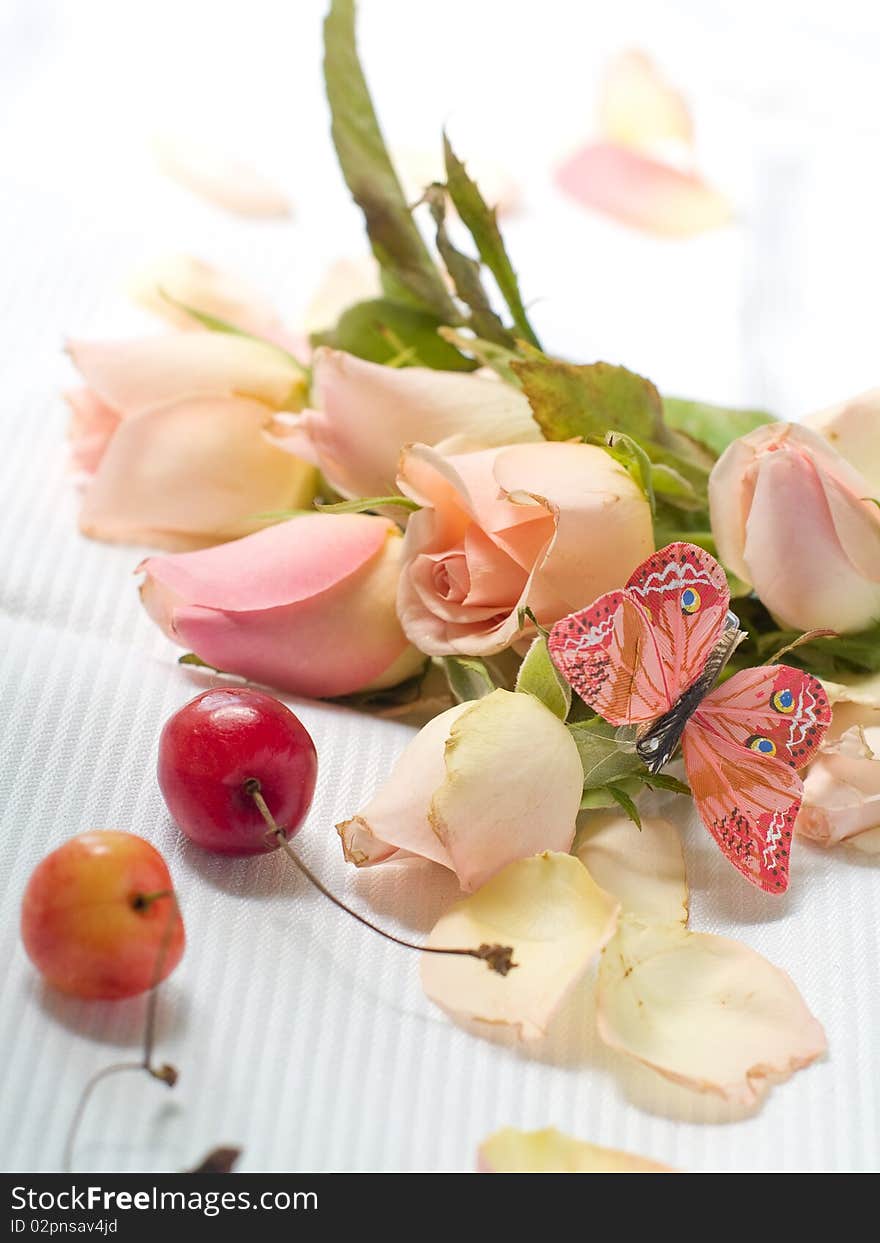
[771,687,795,714]
[680,586,701,614]
[746,734,777,756]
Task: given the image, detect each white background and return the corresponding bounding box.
[0,0,878,1173]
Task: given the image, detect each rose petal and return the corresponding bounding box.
[153,134,291,217]
[597,916,826,1105]
[478,1126,673,1173]
[556,142,730,238]
[796,724,880,849]
[598,50,693,152]
[421,852,619,1041]
[66,388,121,475]
[300,257,382,335]
[68,334,303,417]
[275,348,540,500]
[805,388,880,495]
[575,813,688,924]
[80,396,317,549]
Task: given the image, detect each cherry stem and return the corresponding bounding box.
[63,891,180,1173]
[243,778,516,977]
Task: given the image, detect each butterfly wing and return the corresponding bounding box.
[548,541,731,726]
[547,589,672,724]
[624,542,731,698]
[694,665,832,769]
[682,716,804,893]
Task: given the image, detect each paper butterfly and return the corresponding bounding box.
[548,542,831,893]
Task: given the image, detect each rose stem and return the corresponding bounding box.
[63,892,180,1173]
[243,778,516,976]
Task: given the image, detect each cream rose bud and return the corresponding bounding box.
[338,689,584,892]
[67,333,314,550]
[395,440,654,656]
[269,347,542,500]
[139,513,424,699]
[709,422,880,634]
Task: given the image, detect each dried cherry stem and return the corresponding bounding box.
[63,891,180,1173]
[243,778,516,976]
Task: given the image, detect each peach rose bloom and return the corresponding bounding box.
[395,441,654,656]
[66,333,314,551]
[709,422,880,633]
[139,513,423,699]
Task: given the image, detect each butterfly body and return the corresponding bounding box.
[549,543,831,893]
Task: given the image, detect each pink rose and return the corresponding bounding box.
[270,347,541,500]
[395,441,654,656]
[139,513,423,698]
[709,422,880,633]
[67,333,314,550]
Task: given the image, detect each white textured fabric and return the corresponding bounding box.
[1,0,879,1174]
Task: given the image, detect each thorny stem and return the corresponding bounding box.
[243,778,517,977]
[64,891,180,1173]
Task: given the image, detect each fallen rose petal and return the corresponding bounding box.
[556,142,730,238]
[598,50,693,153]
[421,852,619,1041]
[597,916,826,1105]
[575,812,688,924]
[153,134,291,218]
[478,1126,673,1173]
[796,724,880,850]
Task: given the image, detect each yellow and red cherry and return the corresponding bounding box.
[21,830,185,1000]
[157,688,318,855]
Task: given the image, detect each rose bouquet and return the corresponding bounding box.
[47,0,880,1171]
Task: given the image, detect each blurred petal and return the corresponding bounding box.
[597,917,826,1105]
[300,257,382,335]
[805,387,880,495]
[81,396,317,549]
[66,388,120,475]
[68,334,303,416]
[598,50,693,152]
[129,254,295,348]
[422,852,619,1041]
[575,812,688,924]
[479,1127,674,1173]
[556,142,730,238]
[153,134,291,217]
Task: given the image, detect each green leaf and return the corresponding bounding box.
[636,772,692,796]
[444,134,541,348]
[438,655,496,703]
[178,653,224,672]
[422,184,515,348]
[603,431,656,516]
[650,462,703,510]
[315,495,420,515]
[331,661,431,711]
[568,719,643,789]
[311,298,476,371]
[607,785,642,829]
[513,357,664,445]
[323,0,456,320]
[514,636,571,720]
[663,397,776,458]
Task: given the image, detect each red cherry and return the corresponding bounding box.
[21,831,185,1000]
[157,688,317,855]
